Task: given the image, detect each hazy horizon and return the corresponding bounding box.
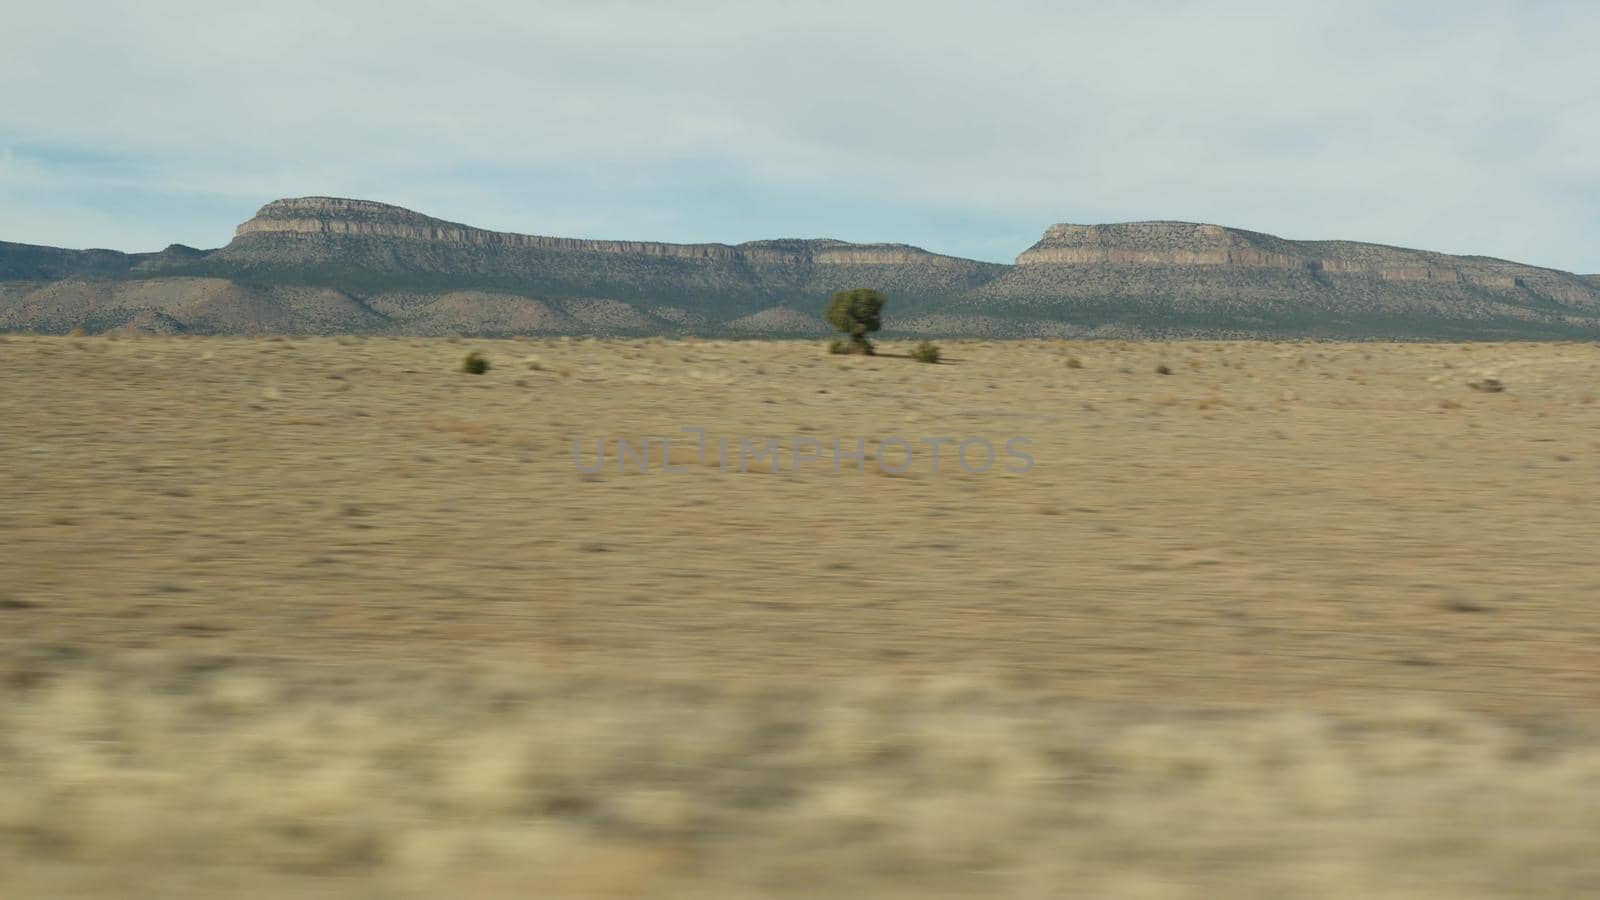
[15,193,1600,277]
[3,1,1597,272]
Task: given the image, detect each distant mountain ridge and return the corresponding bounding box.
[1018,221,1592,300]
[235,197,973,267]
[3,197,1597,339]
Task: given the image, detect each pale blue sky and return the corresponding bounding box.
[2,1,1596,272]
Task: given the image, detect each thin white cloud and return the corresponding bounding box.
[2,0,1596,270]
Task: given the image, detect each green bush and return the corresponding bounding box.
[910,341,941,364]
[825,288,886,354]
[462,351,490,375]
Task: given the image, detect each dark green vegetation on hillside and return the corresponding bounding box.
[4,197,1598,339]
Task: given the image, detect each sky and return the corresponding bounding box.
[2,1,1596,271]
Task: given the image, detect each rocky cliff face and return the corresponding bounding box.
[198,198,1006,330]
[1018,222,1310,269]
[1009,221,1600,313]
[238,197,751,260]
[235,197,966,268]
[4,198,1599,339]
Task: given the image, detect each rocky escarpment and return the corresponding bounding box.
[190,197,1009,326]
[1018,222,1312,269]
[1019,222,1595,299]
[3,199,1598,339]
[236,198,969,268]
[982,221,1600,335]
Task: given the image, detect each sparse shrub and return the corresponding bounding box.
[1065,355,1084,369]
[1155,364,1172,375]
[1468,378,1504,393]
[824,288,886,354]
[910,341,941,364]
[461,351,490,375]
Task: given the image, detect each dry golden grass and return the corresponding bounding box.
[3,656,1600,899]
[4,334,1600,896]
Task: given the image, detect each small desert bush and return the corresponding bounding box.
[461,351,490,375]
[1066,355,1084,369]
[910,341,941,364]
[1155,364,1173,375]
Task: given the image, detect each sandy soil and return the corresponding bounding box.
[3,334,1599,896]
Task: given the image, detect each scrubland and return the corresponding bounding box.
[3,334,1599,896]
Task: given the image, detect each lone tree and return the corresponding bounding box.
[825,288,886,354]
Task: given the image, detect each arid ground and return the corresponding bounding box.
[3,334,1599,898]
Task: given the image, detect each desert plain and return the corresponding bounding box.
[3,333,1600,898]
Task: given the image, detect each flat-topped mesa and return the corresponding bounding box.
[12,195,1600,338]
[235,197,744,260]
[234,197,961,266]
[1016,220,1588,295]
[1018,222,1311,269]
